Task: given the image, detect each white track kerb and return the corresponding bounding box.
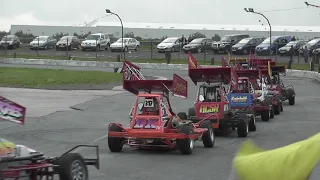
[0,58,320,82]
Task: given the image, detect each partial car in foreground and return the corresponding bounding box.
[110,38,140,52]
[0,35,20,49]
[81,33,111,51]
[231,37,265,55]
[182,38,213,53]
[298,38,320,56]
[56,36,80,51]
[255,35,292,55]
[29,36,57,50]
[212,34,249,54]
[157,37,182,52]
[278,40,307,56]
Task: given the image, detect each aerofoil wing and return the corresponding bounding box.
[122,60,187,98]
[188,52,237,87]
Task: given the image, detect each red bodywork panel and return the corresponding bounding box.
[1,163,53,179]
[0,96,26,125]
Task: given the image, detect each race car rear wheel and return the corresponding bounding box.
[289,96,295,105]
[177,112,187,120]
[280,104,283,112]
[270,107,275,119]
[177,124,194,155]
[248,115,256,131]
[200,121,215,147]
[237,121,248,137]
[261,110,270,121]
[273,105,281,115]
[57,153,89,180]
[108,124,124,152]
[188,108,196,117]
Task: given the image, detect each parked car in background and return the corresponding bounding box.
[56,36,80,51]
[255,35,292,55]
[157,37,182,52]
[29,36,57,50]
[278,40,307,56]
[298,38,320,56]
[110,38,140,52]
[0,35,20,49]
[231,37,265,55]
[81,33,111,51]
[182,38,213,53]
[212,34,249,54]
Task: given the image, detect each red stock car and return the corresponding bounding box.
[0,96,99,180]
[107,60,215,155]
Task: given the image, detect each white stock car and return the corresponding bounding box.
[110,38,140,52]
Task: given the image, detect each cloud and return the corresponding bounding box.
[0,12,70,31]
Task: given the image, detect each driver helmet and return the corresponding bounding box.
[206,87,216,101]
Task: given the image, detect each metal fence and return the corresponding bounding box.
[1,39,320,72]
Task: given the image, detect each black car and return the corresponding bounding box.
[212,34,249,54]
[278,40,307,56]
[56,36,80,51]
[298,38,320,56]
[182,38,213,53]
[231,37,265,55]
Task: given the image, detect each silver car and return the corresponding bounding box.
[81,33,111,51]
[0,35,20,49]
[29,36,57,50]
[110,38,140,52]
[157,37,182,52]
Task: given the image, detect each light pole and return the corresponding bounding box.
[244,8,272,56]
[105,9,125,59]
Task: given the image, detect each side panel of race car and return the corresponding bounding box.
[227,93,254,109]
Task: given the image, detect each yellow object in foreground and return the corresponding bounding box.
[234,133,320,180]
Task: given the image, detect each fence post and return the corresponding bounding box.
[151,39,153,60]
[204,42,207,61]
[165,51,171,64]
[310,55,315,71]
[211,57,214,65]
[304,46,309,63]
[66,38,69,57]
[95,39,98,59]
[287,45,293,69]
[4,37,7,55]
[275,43,278,62]
[297,50,300,64]
[178,43,180,61]
[37,37,39,56]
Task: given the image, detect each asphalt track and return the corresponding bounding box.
[0,65,320,179]
[0,47,303,64]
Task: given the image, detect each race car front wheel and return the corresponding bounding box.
[237,121,248,137]
[177,125,194,155]
[261,110,270,121]
[200,121,215,147]
[248,115,256,131]
[108,124,124,152]
[57,153,89,180]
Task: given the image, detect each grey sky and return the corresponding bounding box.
[0,0,319,31]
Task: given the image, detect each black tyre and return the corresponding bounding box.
[188,108,196,117]
[273,105,281,115]
[177,125,194,155]
[135,45,139,51]
[177,112,187,120]
[82,48,85,51]
[197,47,202,53]
[248,115,256,131]
[57,153,89,180]
[280,104,283,112]
[270,107,274,119]
[108,124,124,152]
[237,121,248,137]
[289,96,295,105]
[200,121,215,148]
[261,110,270,121]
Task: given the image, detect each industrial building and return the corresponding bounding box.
[9,21,320,40]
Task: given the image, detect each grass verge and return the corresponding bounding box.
[0,67,122,88]
[0,54,318,71]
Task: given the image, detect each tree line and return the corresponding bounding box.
[0,30,221,43]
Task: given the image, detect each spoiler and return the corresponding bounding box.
[271,65,286,74]
[249,58,276,69]
[188,52,236,87]
[235,69,261,79]
[122,60,187,98]
[0,96,26,125]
